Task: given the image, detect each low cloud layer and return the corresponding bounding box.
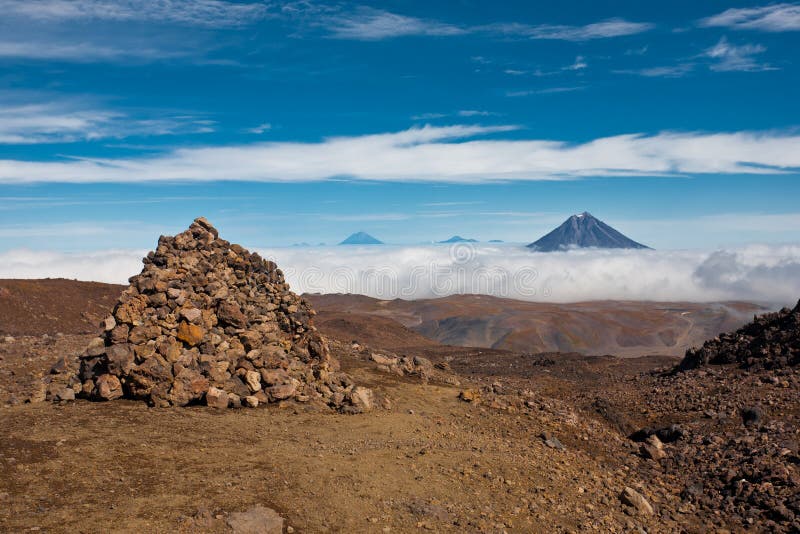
[2,125,800,183]
[3,244,799,306]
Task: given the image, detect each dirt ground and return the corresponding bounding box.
[2,334,678,534]
[1,280,798,533]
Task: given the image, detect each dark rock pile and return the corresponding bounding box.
[48,217,373,412]
[679,300,800,371]
[636,365,800,532]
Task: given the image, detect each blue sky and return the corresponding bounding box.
[1,0,800,251]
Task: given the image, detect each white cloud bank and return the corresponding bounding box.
[3,244,800,305]
[2,125,800,183]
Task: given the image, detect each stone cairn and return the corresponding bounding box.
[679,299,800,371]
[49,218,373,412]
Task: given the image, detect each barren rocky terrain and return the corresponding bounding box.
[1,275,798,533]
[309,294,767,357]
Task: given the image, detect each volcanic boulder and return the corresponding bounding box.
[67,217,371,411]
[679,300,800,371]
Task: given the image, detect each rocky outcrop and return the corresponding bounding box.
[679,300,800,371]
[51,217,372,412]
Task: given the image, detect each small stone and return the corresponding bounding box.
[218,301,247,328]
[741,406,762,427]
[459,389,480,403]
[244,395,259,408]
[53,387,75,402]
[260,368,290,386]
[2,335,14,344]
[349,386,374,412]
[620,487,654,516]
[541,432,566,451]
[177,321,204,346]
[228,393,242,408]
[267,383,296,401]
[226,505,283,534]
[244,370,261,393]
[370,353,399,366]
[205,387,228,409]
[181,308,203,324]
[103,316,116,331]
[640,435,666,460]
[27,383,47,404]
[49,356,72,375]
[95,374,123,401]
[85,337,106,357]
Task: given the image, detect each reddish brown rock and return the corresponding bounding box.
[205,386,228,409]
[177,322,204,346]
[267,383,296,401]
[95,374,122,400]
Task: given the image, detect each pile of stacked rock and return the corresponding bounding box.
[48,218,372,412]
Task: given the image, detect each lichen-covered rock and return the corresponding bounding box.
[63,217,370,411]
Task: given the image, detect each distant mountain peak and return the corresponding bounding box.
[527,212,650,252]
[339,231,383,245]
[439,235,478,243]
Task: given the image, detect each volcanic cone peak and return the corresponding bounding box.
[527,212,650,252]
[71,217,373,412]
[679,299,800,372]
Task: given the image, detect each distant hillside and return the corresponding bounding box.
[308,293,765,358]
[0,279,123,336]
[528,212,650,252]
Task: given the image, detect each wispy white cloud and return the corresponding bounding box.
[320,213,411,222]
[457,110,495,117]
[323,7,466,40]
[315,7,652,42]
[0,98,214,144]
[0,0,269,62]
[412,110,497,121]
[615,63,695,78]
[486,19,653,41]
[4,243,799,305]
[411,113,448,121]
[502,57,589,78]
[1,125,800,184]
[625,45,649,56]
[616,37,774,77]
[0,40,175,62]
[701,3,800,32]
[421,201,486,207]
[0,0,270,28]
[246,122,272,135]
[564,55,587,71]
[507,86,585,96]
[703,37,774,72]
